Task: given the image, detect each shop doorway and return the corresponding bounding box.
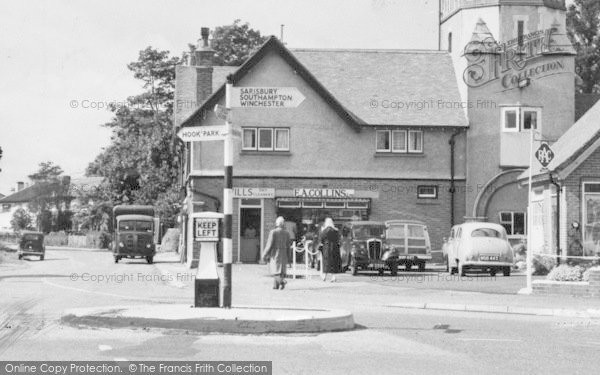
[239,203,262,263]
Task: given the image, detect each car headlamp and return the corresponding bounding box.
[119,242,124,248]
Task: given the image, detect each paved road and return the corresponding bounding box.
[1,248,599,374]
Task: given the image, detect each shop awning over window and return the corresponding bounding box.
[276,198,370,209]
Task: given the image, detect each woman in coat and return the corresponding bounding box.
[262,216,292,290]
[319,218,342,282]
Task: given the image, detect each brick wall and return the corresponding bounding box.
[191,176,467,258]
[532,269,600,297]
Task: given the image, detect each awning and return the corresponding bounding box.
[276,197,370,209]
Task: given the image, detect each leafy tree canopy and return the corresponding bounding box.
[567,0,600,93]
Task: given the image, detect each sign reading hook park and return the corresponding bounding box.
[230,87,305,108]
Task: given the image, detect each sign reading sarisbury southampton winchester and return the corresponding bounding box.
[230,87,305,108]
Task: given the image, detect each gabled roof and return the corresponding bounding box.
[180,36,468,129]
[519,99,600,180]
[0,185,37,204]
[181,36,364,130]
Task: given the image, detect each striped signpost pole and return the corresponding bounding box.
[222,77,234,308]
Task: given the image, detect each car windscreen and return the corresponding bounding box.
[118,221,136,231]
[137,221,153,233]
[471,228,503,238]
[353,225,384,239]
[22,234,42,241]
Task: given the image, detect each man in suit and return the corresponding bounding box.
[262,216,292,290]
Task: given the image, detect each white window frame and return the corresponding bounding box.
[391,130,407,153]
[417,185,438,199]
[499,211,527,236]
[501,106,542,133]
[257,128,274,151]
[408,130,423,153]
[376,130,391,152]
[242,127,257,151]
[582,181,600,249]
[274,128,290,151]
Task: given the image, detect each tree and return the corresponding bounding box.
[27,162,72,232]
[187,19,268,66]
[10,208,32,232]
[87,47,183,225]
[567,0,600,93]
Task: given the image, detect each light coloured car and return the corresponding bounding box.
[443,222,513,276]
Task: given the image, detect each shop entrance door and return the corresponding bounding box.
[240,206,262,263]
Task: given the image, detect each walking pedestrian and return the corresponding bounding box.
[262,216,292,290]
[319,217,342,282]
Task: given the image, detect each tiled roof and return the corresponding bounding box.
[181,37,468,128]
[0,185,38,204]
[520,99,600,179]
[293,49,468,126]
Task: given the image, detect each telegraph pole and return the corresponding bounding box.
[223,76,233,308]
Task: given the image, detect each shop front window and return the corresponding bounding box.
[499,211,526,236]
[583,182,600,254]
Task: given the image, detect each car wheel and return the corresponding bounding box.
[418,261,425,272]
[389,261,398,276]
[405,262,412,272]
[490,269,496,276]
[378,268,384,276]
[18,254,22,260]
[114,256,119,263]
[147,256,154,264]
[503,267,511,277]
[40,255,44,261]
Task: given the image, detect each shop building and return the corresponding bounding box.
[175,0,580,263]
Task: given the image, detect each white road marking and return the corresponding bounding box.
[457,338,522,342]
[98,345,112,351]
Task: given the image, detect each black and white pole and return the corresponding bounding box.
[223,77,233,308]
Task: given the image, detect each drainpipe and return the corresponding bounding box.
[549,173,561,265]
[449,129,462,227]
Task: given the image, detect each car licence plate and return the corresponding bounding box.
[480,255,499,261]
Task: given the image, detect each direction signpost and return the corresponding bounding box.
[180,82,305,308]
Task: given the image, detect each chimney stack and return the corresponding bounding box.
[16,181,24,192]
[174,27,216,127]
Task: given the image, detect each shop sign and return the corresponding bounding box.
[293,188,355,198]
[230,87,305,108]
[194,218,219,241]
[233,187,275,199]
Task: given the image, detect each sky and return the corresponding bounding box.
[0,0,440,196]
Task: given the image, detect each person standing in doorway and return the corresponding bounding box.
[262,216,291,290]
[319,217,342,282]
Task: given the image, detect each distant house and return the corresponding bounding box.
[0,182,36,231]
[0,177,105,232]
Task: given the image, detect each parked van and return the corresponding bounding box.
[384,220,431,271]
[443,222,513,276]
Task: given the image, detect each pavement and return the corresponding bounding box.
[149,252,600,321]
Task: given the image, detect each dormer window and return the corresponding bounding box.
[501,107,541,133]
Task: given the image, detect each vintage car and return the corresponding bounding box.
[443,222,513,276]
[385,220,432,272]
[17,231,45,261]
[340,221,400,276]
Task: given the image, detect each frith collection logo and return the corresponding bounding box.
[463,27,567,89]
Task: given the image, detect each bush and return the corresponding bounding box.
[547,265,585,281]
[532,254,556,275]
[44,232,68,246]
[160,228,180,252]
